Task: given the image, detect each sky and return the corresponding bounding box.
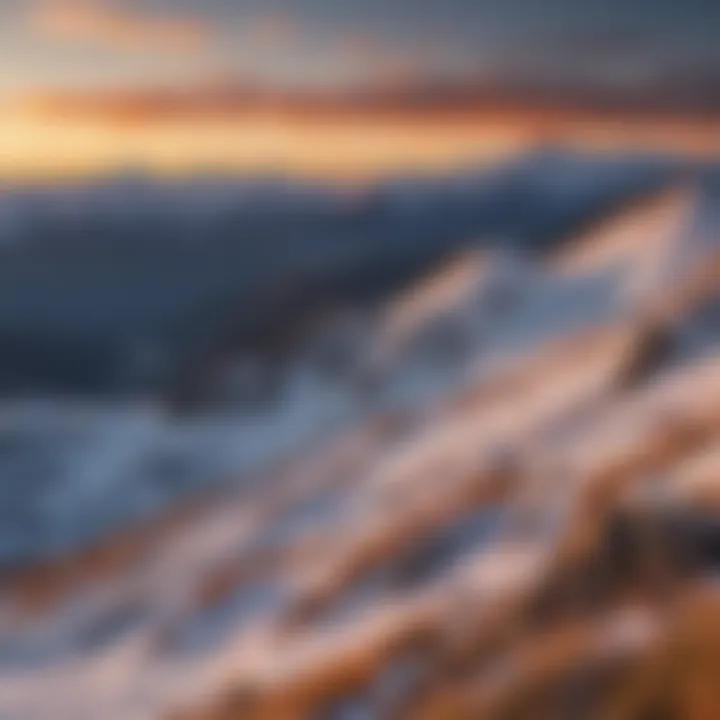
[0,0,716,94]
[0,0,718,178]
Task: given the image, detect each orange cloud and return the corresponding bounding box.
[31,0,210,53]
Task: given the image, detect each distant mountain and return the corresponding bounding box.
[0,148,691,406]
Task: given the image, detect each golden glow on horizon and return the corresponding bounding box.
[0,112,527,180]
[0,107,719,181]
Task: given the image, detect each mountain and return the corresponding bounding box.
[2,171,720,719]
[0,148,685,406]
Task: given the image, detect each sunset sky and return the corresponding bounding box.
[0,0,718,178]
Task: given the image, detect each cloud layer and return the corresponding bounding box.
[30,0,210,53]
